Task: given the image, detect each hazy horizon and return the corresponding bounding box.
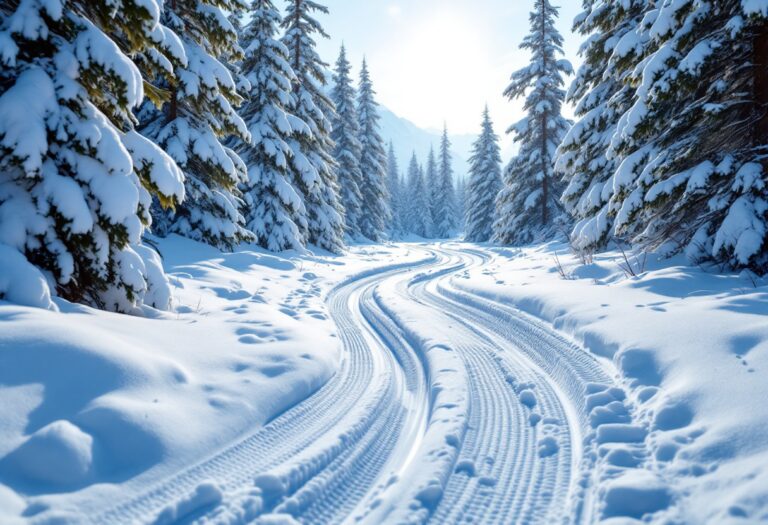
[317,0,583,145]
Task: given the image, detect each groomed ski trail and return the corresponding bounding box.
[79,244,661,525]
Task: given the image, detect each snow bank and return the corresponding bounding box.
[1,421,93,489]
[455,241,768,523]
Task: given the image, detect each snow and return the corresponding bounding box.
[0,237,426,522]
[153,481,223,525]
[456,240,768,522]
[0,67,56,174]
[743,0,768,16]
[0,245,56,311]
[1,420,94,488]
[73,20,143,108]
[2,239,768,522]
[602,470,672,519]
[123,131,185,204]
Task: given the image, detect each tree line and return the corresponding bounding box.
[386,126,466,240]
[0,0,393,312]
[463,0,768,277]
[3,0,766,314]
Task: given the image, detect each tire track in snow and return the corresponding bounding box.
[83,256,438,525]
[80,245,664,524]
[425,245,670,523]
[405,249,577,524]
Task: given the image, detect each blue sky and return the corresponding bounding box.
[316,0,583,139]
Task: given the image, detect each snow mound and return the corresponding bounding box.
[0,245,56,311]
[1,420,93,488]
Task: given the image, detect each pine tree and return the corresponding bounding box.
[405,154,432,237]
[556,0,650,254]
[456,176,468,232]
[386,143,403,236]
[600,0,768,272]
[495,0,572,245]
[237,0,307,252]
[466,107,503,242]
[0,0,186,311]
[433,126,458,238]
[227,6,253,97]
[357,59,391,242]
[330,45,364,238]
[425,146,439,237]
[398,172,410,235]
[282,0,345,253]
[141,0,252,252]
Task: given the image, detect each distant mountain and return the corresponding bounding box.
[322,72,509,180]
[378,106,474,180]
[378,106,516,181]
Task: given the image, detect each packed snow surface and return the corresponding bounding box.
[0,239,766,524]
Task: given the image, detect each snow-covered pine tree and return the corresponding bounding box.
[282,0,346,253]
[386,143,403,236]
[425,146,439,237]
[226,5,252,97]
[433,126,458,238]
[236,0,308,252]
[556,0,650,254]
[455,176,468,233]
[603,0,768,272]
[357,59,390,242]
[405,154,432,237]
[465,107,503,242]
[141,0,252,251]
[330,45,364,239]
[0,0,186,311]
[495,0,572,245]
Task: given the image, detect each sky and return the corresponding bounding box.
[317,0,584,142]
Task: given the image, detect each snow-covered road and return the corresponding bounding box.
[82,245,663,524]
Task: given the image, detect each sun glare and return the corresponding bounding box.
[380,9,493,133]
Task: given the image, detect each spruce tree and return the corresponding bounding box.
[237,0,307,252]
[466,107,503,242]
[433,126,458,238]
[141,0,252,252]
[602,0,768,272]
[282,0,345,253]
[330,45,364,239]
[0,0,186,311]
[425,146,439,237]
[556,0,650,254]
[398,172,410,235]
[405,154,432,237]
[386,143,403,236]
[495,0,572,245]
[456,176,468,232]
[357,60,391,242]
[226,6,252,97]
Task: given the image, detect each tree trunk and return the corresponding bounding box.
[755,20,768,149]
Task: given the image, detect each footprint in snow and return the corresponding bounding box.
[538,436,559,457]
